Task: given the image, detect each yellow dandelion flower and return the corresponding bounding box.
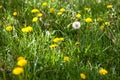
[100,25,105,31]
[57,12,62,15]
[99,69,108,75]
[59,38,64,41]
[21,28,28,32]
[50,44,58,48]
[31,9,39,13]
[42,2,47,6]
[38,13,43,17]
[75,42,80,45]
[12,67,24,75]
[21,26,33,32]
[107,5,113,9]
[60,8,66,12]
[32,17,38,22]
[85,17,92,23]
[13,12,17,16]
[84,7,89,11]
[27,26,33,32]
[51,0,55,2]
[17,56,25,61]
[105,21,110,25]
[50,8,55,13]
[97,17,103,22]
[0,5,3,9]
[17,59,27,67]
[6,26,13,31]
[80,73,86,79]
[63,56,69,61]
[53,38,64,43]
[76,14,81,18]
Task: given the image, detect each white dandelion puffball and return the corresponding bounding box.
[72,21,81,29]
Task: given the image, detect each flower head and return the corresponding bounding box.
[17,56,25,61]
[85,18,92,23]
[60,8,66,12]
[42,2,47,6]
[76,14,81,18]
[37,13,43,17]
[50,8,55,13]
[57,12,62,15]
[63,56,69,61]
[13,12,17,16]
[50,44,58,48]
[97,17,103,22]
[12,67,24,75]
[6,26,13,31]
[84,7,89,11]
[72,21,81,29]
[107,5,113,9]
[51,0,55,2]
[32,17,38,22]
[99,68,108,75]
[53,38,64,43]
[100,25,105,31]
[75,42,80,45]
[31,9,39,13]
[80,73,86,79]
[17,59,27,67]
[105,21,110,25]
[0,5,3,9]
[21,26,33,32]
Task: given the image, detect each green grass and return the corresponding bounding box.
[0,0,120,80]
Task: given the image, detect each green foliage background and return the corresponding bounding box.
[0,0,120,80]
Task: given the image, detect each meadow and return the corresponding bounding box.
[0,0,120,80]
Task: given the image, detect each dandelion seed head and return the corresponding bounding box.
[72,21,81,29]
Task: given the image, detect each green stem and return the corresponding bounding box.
[3,71,6,80]
[19,75,22,80]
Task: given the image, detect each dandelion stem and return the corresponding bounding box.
[77,30,80,41]
[2,71,6,80]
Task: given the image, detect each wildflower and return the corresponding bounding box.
[12,67,24,75]
[38,13,43,17]
[63,56,69,61]
[72,21,81,29]
[85,18,92,23]
[100,25,105,31]
[99,68,108,75]
[76,14,81,18]
[0,5,2,9]
[17,59,27,67]
[21,26,33,32]
[57,12,62,15]
[60,8,66,12]
[17,56,25,61]
[27,26,33,32]
[80,73,86,79]
[6,26,13,31]
[21,28,27,32]
[32,17,38,22]
[84,7,89,11]
[13,12,17,16]
[75,42,80,45]
[50,8,55,13]
[50,44,58,48]
[51,0,55,2]
[105,21,110,25]
[107,5,113,9]
[97,17,103,22]
[53,38,64,43]
[31,9,39,13]
[42,2,47,6]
